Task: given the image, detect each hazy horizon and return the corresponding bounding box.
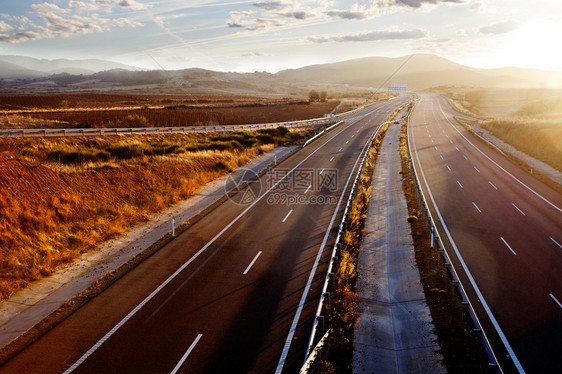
[1,1,561,74]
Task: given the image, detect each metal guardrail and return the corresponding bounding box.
[404,97,502,373]
[300,112,389,373]
[0,100,372,138]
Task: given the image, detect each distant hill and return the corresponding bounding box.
[0,60,46,79]
[276,54,562,90]
[0,55,140,78]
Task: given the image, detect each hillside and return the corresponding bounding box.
[276,54,562,90]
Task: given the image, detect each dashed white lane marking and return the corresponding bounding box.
[339,147,343,151]
[330,156,334,162]
[345,141,349,144]
[455,146,460,151]
[304,185,311,194]
[449,139,453,144]
[171,334,203,374]
[446,165,451,171]
[243,251,263,275]
[474,166,481,173]
[550,294,562,309]
[319,168,325,174]
[440,154,444,160]
[282,209,293,223]
[512,203,526,216]
[500,237,517,256]
[489,181,498,190]
[457,180,463,188]
[428,133,432,137]
[472,202,482,213]
[551,237,562,248]
[463,155,469,160]
[431,139,434,143]
[434,146,438,150]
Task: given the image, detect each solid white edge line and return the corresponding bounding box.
[243,251,263,275]
[282,209,293,223]
[511,203,526,216]
[411,100,526,373]
[550,237,562,248]
[500,237,517,256]
[472,202,482,213]
[549,294,562,309]
[62,112,356,374]
[170,334,203,374]
[438,102,561,214]
[275,108,392,374]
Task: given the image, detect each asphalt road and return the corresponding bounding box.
[0,96,409,374]
[409,93,562,373]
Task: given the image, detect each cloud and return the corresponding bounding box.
[0,1,143,43]
[455,28,466,35]
[119,0,149,10]
[307,29,427,43]
[253,1,291,11]
[325,10,366,20]
[391,0,464,8]
[0,21,14,33]
[241,51,273,58]
[478,20,518,34]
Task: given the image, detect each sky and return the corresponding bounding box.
[0,0,561,73]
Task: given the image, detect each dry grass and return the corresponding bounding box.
[0,127,301,299]
[316,110,399,373]
[478,117,562,171]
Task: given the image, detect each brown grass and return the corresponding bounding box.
[315,107,404,373]
[478,117,562,171]
[0,128,302,299]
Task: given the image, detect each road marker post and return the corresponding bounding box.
[172,218,175,237]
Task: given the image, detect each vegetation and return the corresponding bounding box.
[0,126,302,299]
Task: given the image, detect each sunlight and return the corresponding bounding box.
[506,20,562,70]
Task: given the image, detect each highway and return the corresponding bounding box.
[0,96,410,373]
[409,93,562,373]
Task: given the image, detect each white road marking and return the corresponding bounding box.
[474,166,481,173]
[431,139,434,143]
[449,139,453,144]
[171,334,203,374]
[439,102,561,214]
[428,133,432,137]
[440,154,444,160]
[409,114,525,373]
[319,168,325,174]
[489,181,498,190]
[463,155,469,160]
[472,202,482,213]
[550,294,562,309]
[501,237,517,256]
[445,134,449,138]
[434,146,438,150]
[329,156,334,162]
[551,237,562,248]
[243,251,263,275]
[457,180,463,188]
[455,146,460,151]
[346,140,349,144]
[277,117,387,374]
[339,147,343,151]
[282,209,294,223]
[304,185,311,194]
[512,203,526,216]
[446,165,451,171]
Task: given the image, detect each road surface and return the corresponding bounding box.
[0,96,410,374]
[409,93,562,373]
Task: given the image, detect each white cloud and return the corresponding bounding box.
[307,29,428,43]
[0,21,14,33]
[119,0,149,10]
[478,20,519,34]
[0,1,143,43]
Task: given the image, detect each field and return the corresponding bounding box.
[0,125,309,300]
[435,87,562,171]
[0,93,339,129]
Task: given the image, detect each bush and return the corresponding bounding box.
[256,134,275,144]
[118,115,150,128]
[48,147,110,164]
[106,143,153,159]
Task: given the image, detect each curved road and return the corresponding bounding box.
[409,93,562,373]
[0,97,409,373]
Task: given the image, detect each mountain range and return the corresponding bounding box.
[1,54,561,91]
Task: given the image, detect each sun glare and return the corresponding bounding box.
[505,20,562,70]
